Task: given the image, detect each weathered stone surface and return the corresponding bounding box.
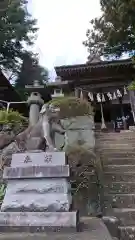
[61,116,94,130]
[103,157,135,165]
[102,216,120,238]
[119,226,135,240]
[104,172,135,182]
[4,179,70,194]
[0,132,14,149]
[0,212,77,227]
[3,165,69,179]
[55,116,95,150]
[0,217,114,239]
[104,194,135,209]
[25,137,46,151]
[104,164,135,173]
[96,130,135,236]
[104,182,135,194]
[11,152,65,167]
[108,208,135,226]
[0,142,20,169]
[1,193,72,212]
[64,130,95,149]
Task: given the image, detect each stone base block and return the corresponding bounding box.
[0,212,79,232]
[1,193,72,212]
[3,165,69,179]
[4,179,70,194]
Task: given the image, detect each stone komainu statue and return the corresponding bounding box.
[40,103,65,151]
[0,103,66,169]
[27,103,66,152]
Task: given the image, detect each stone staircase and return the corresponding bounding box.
[95,131,135,240]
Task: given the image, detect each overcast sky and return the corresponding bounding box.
[28,0,101,80]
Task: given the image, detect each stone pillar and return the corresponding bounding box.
[75,88,79,98]
[27,92,44,126]
[119,97,127,130]
[129,90,135,124]
[100,102,107,130]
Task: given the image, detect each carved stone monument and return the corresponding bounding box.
[0,151,78,232]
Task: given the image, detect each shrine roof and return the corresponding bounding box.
[55,59,133,80]
[0,71,28,115]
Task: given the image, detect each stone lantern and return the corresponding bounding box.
[25,80,44,126]
[50,76,64,98]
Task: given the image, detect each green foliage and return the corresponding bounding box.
[49,97,93,119]
[15,52,49,100]
[83,0,135,58]
[128,82,135,91]
[0,109,28,125]
[128,57,135,90]
[0,184,6,204]
[0,0,38,73]
[66,144,96,193]
[15,52,48,88]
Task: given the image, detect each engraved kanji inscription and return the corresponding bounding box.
[24,155,32,163]
[44,154,52,163]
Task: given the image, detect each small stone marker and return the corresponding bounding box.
[11,152,65,167]
[0,151,79,232]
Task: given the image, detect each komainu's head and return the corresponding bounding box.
[40,103,60,119]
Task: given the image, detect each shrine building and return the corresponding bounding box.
[52,58,135,130]
[0,71,28,115]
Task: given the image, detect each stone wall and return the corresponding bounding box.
[55,116,95,150]
[55,115,99,216]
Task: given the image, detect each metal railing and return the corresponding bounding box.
[0,100,27,113]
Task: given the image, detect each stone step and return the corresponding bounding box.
[99,152,135,158]
[107,208,135,226]
[0,232,114,240]
[96,136,135,141]
[96,132,135,137]
[104,172,135,182]
[96,142,135,145]
[97,144,135,149]
[104,194,135,209]
[0,212,78,232]
[97,143,135,148]
[0,217,114,240]
[96,137,135,142]
[104,165,135,173]
[98,147,135,152]
[103,157,135,165]
[119,226,135,240]
[104,182,135,194]
[96,139,135,143]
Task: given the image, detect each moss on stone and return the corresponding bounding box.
[49,97,93,119]
[66,144,96,192]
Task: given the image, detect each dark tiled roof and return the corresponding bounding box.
[55,59,133,73]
